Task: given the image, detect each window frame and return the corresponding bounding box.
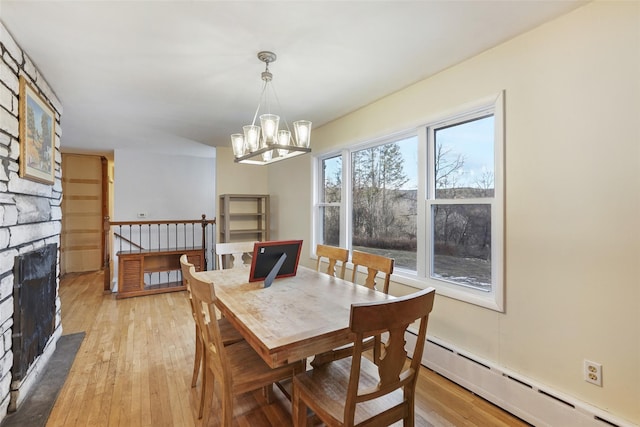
[314,152,347,248]
[312,92,504,311]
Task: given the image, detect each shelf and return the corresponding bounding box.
[219,194,270,245]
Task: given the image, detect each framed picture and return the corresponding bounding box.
[19,76,56,184]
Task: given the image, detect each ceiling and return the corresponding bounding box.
[0,0,586,155]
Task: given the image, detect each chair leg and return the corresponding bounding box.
[221,385,234,427]
[192,328,202,387]
[406,389,415,427]
[263,383,275,403]
[201,368,214,425]
[198,355,208,419]
[292,381,308,427]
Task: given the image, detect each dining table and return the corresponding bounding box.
[195,265,394,368]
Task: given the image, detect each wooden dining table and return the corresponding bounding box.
[195,265,393,368]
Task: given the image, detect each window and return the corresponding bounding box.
[429,116,494,291]
[317,155,342,246]
[314,93,504,311]
[351,136,418,270]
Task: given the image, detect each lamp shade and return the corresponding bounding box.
[294,120,312,148]
[231,134,245,157]
[243,125,260,152]
[260,114,279,145]
[277,130,291,156]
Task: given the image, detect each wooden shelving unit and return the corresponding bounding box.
[219,194,270,244]
[116,248,203,299]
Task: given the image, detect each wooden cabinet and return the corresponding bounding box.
[116,248,204,299]
[219,194,270,244]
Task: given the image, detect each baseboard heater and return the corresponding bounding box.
[404,331,635,427]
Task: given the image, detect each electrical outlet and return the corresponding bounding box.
[584,360,602,386]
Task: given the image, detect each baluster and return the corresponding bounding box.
[118,225,122,253]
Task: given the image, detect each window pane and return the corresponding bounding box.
[321,156,341,203]
[434,115,494,199]
[431,204,491,290]
[319,206,340,246]
[351,136,418,270]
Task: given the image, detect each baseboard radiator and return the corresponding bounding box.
[405,332,635,427]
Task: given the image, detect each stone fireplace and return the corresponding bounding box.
[0,22,63,420]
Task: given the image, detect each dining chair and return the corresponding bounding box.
[188,265,306,426]
[215,241,257,269]
[315,244,349,279]
[311,250,395,367]
[293,287,436,427]
[179,255,243,419]
[350,249,394,294]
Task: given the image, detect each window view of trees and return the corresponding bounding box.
[351,137,418,270]
[319,156,341,246]
[431,115,494,290]
[315,96,503,308]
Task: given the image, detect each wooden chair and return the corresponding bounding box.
[311,250,395,367]
[350,249,394,294]
[179,255,243,419]
[293,288,436,427]
[188,266,306,426]
[215,241,257,269]
[315,244,349,279]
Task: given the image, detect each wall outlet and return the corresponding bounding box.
[137,212,147,219]
[584,359,602,386]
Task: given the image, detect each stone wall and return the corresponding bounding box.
[0,22,63,419]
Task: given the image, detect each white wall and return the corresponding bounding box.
[268,1,640,424]
[114,148,216,221]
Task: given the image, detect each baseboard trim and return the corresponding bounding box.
[405,332,635,427]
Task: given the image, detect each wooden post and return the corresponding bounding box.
[103,216,111,292]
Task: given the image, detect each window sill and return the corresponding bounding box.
[391,270,504,312]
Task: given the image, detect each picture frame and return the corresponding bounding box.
[19,76,56,185]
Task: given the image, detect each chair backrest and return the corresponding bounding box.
[216,241,257,270]
[315,244,349,279]
[187,266,233,382]
[350,250,394,294]
[180,254,198,319]
[345,287,435,424]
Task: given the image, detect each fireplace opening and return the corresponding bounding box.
[12,243,58,381]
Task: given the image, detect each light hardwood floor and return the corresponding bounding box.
[48,271,530,427]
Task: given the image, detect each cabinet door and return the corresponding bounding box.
[119,256,143,292]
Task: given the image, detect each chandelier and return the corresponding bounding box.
[231,51,312,165]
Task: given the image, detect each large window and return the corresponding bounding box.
[314,93,504,311]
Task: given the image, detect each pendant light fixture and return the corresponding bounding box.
[231,51,312,165]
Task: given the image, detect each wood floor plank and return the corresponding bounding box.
[49,271,530,427]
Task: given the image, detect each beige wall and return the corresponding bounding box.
[267,1,640,423]
[215,146,270,237]
[216,146,269,197]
